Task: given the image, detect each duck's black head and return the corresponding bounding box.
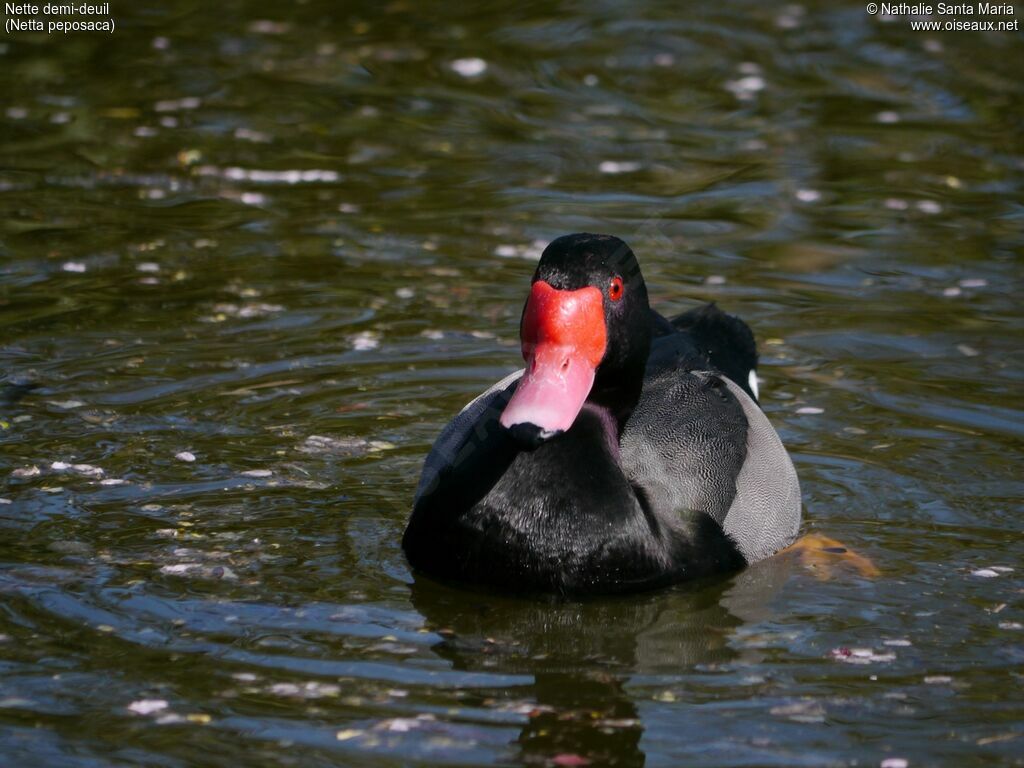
[499,233,652,444]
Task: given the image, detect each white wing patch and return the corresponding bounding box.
[748,370,760,401]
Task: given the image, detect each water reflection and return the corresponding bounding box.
[410,556,793,764]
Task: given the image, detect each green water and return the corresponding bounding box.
[1,1,1022,765]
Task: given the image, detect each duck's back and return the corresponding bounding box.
[620,333,801,563]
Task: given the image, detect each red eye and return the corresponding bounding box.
[609,276,623,301]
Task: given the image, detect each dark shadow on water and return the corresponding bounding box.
[408,556,794,766]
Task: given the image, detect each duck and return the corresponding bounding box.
[402,233,801,596]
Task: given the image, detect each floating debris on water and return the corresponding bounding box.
[795,189,822,203]
[47,399,86,409]
[923,675,953,684]
[395,287,415,299]
[725,74,766,100]
[705,275,727,285]
[598,160,641,174]
[127,699,169,716]
[796,406,824,415]
[176,451,196,463]
[350,331,380,351]
[298,435,368,455]
[154,96,201,112]
[159,563,238,580]
[876,110,901,124]
[195,165,339,184]
[449,58,488,77]
[240,469,272,478]
[234,127,271,143]
[959,278,987,288]
[51,462,104,478]
[971,567,1012,578]
[880,759,909,768]
[830,647,897,664]
[957,345,980,357]
[916,200,942,215]
[769,699,826,723]
[268,681,341,699]
[200,302,284,322]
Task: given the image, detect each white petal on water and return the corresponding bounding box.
[959,278,987,288]
[160,564,199,575]
[881,759,909,768]
[71,464,104,478]
[350,331,380,351]
[127,699,169,715]
[796,406,824,415]
[725,75,766,99]
[795,189,821,203]
[240,469,273,478]
[0,499,11,505]
[62,261,87,273]
[48,400,85,409]
[943,287,962,297]
[598,160,641,174]
[175,451,196,463]
[831,647,896,664]
[11,466,40,479]
[971,568,1001,578]
[449,58,488,77]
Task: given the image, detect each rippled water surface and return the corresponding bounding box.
[1,1,1022,765]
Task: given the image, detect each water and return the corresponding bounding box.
[1,1,1022,765]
